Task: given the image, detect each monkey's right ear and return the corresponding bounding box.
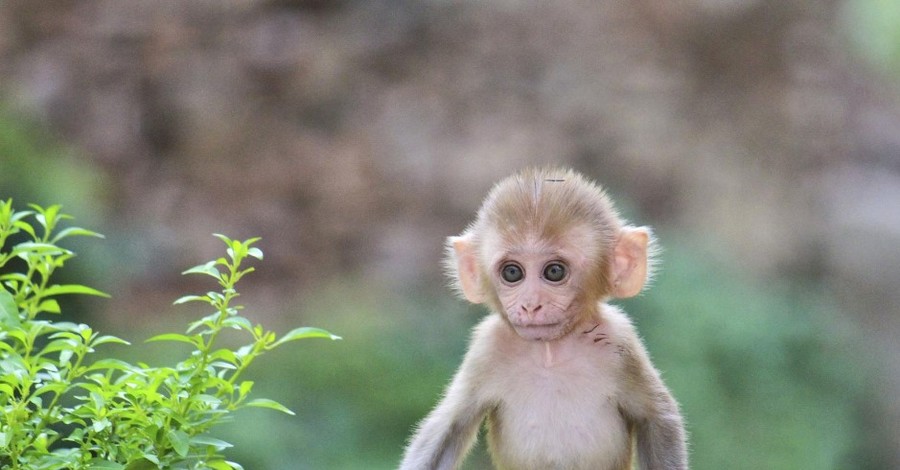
[610,226,651,298]
[448,235,486,304]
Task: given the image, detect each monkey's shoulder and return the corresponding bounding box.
[589,302,642,338]
[595,303,639,335]
[464,314,519,362]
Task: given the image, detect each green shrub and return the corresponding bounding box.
[0,201,339,470]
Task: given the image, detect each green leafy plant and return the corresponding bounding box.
[0,200,340,470]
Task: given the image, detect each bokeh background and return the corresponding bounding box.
[2,1,900,468]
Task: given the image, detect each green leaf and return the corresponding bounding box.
[233,267,255,280]
[0,272,29,284]
[30,203,64,228]
[222,316,253,332]
[191,394,224,409]
[186,318,216,334]
[138,454,160,466]
[205,461,237,470]
[246,247,263,260]
[5,330,29,348]
[92,418,111,433]
[38,299,61,314]
[123,458,159,470]
[42,284,111,298]
[183,260,221,278]
[60,348,73,365]
[190,435,233,450]
[208,349,238,365]
[145,333,200,347]
[33,432,49,453]
[238,380,254,398]
[210,360,237,370]
[12,219,36,239]
[0,287,21,327]
[244,398,295,415]
[32,382,67,398]
[49,321,83,333]
[85,358,137,373]
[87,461,125,470]
[235,344,253,359]
[11,242,69,257]
[91,335,131,347]
[51,226,105,243]
[39,338,79,355]
[212,233,233,246]
[270,327,342,348]
[167,429,190,457]
[173,295,209,305]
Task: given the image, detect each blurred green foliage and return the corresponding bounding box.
[843,0,900,84]
[0,110,111,294]
[0,111,105,221]
[626,240,889,470]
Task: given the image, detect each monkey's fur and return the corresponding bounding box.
[400,168,687,470]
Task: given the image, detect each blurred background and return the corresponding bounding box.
[2,0,900,468]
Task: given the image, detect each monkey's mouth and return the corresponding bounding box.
[516,321,560,328]
[511,322,564,340]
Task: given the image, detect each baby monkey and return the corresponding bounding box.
[400,168,687,470]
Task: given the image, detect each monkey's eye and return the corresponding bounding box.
[500,263,524,283]
[542,262,567,283]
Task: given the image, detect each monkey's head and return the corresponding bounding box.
[447,168,654,342]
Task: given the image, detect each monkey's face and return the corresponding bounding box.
[485,229,597,342]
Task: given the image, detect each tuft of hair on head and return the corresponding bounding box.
[478,167,622,243]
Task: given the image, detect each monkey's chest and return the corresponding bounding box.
[485,364,630,470]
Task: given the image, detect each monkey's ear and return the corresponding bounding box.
[610,226,651,298]
[449,235,486,304]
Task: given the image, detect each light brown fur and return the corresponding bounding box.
[402,168,687,470]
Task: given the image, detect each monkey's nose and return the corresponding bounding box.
[521,304,542,315]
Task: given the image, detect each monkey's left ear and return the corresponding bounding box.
[610,226,651,298]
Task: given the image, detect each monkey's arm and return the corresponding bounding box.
[399,352,491,470]
[619,340,688,470]
[631,388,687,470]
[399,370,489,470]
